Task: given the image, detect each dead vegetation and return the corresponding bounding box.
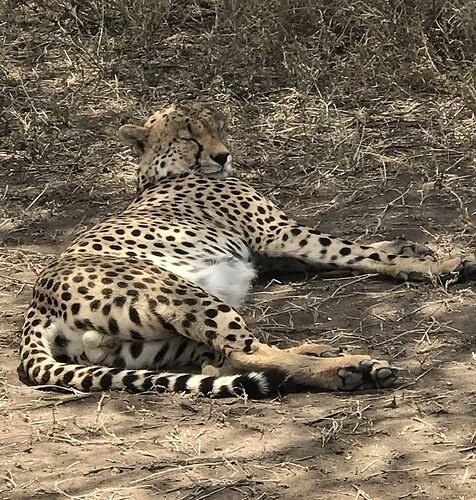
[1,1,475,498]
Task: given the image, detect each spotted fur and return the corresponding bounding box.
[19,102,474,398]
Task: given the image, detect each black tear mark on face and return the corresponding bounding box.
[190,138,203,170]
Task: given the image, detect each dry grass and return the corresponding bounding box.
[1,1,475,498]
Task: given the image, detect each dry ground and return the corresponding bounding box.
[1,2,475,499]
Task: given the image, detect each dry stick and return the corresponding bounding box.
[428,460,461,474]
[372,184,414,235]
[352,484,373,500]
[458,445,476,453]
[328,274,376,299]
[360,459,379,473]
[365,466,421,480]
[372,327,425,347]
[445,185,473,227]
[85,464,135,475]
[185,480,259,500]
[297,404,371,427]
[396,367,433,390]
[0,275,34,286]
[294,408,347,426]
[11,393,94,411]
[25,184,48,211]
[181,479,274,500]
[130,461,228,485]
[398,486,424,499]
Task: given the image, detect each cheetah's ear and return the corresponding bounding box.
[118,125,151,154]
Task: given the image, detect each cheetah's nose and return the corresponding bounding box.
[211,153,230,166]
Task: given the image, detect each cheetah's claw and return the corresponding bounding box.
[398,241,434,258]
[372,237,435,259]
[439,257,476,285]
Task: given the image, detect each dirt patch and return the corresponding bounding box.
[1,2,475,499]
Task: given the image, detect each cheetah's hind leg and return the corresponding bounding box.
[202,356,399,392]
[229,344,400,391]
[202,344,343,377]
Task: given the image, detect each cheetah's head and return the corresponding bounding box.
[118,102,232,190]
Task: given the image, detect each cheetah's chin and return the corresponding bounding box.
[199,165,233,179]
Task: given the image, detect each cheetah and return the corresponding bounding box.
[19,102,475,398]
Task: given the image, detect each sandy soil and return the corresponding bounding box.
[2,133,475,498]
[1,3,475,498]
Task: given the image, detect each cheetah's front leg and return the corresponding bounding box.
[256,224,475,282]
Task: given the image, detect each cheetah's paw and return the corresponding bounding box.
[338,358,399,391]
[372,237,435,259]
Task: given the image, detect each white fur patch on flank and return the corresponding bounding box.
[192,258,256,308]
[146,244,256,308]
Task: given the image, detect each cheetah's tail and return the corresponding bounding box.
[20,333,288,398]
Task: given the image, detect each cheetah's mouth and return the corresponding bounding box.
[193,163,232,179]
[201,166,226,179]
